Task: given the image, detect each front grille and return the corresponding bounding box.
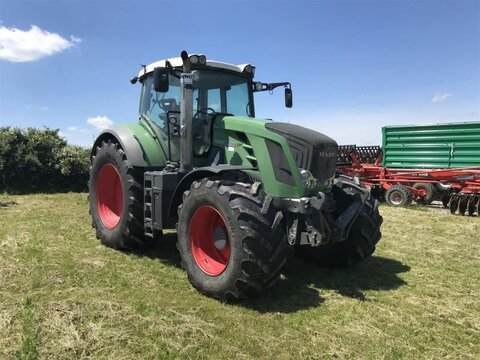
[265,123,338,187]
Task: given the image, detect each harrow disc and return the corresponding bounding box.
[442,194,450,208]
[458,196,468,216]
[467,196,477,216]
[477,198,480,217]
[449,194,459,214]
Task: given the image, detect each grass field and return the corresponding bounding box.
[0,193,479,359]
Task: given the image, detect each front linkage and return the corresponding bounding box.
[277,177,370,249]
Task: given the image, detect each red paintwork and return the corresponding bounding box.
[96,163,123,229]
[189,205,230,276]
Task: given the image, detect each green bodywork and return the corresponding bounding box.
[118,116,316,198]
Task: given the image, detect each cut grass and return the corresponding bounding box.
[0,193,479,359]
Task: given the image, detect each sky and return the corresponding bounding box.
[0,0,479,146]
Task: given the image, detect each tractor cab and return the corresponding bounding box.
[132,54,292,165]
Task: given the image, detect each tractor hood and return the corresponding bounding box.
[265,122,338,189]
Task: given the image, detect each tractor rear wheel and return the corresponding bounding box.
[88,139,146,250]
[296,186,382,267]
[176,179,289,301]
[385,185,412,207]
[413,183,436,205]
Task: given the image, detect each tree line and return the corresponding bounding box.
[0,127,90,193]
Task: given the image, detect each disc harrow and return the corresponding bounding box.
[336,145,480,216]
[448,193,480,216]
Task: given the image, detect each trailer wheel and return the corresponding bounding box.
[449,194,459,214]
[296,188,382,267]
[89,139,146,249]
[176,179,289,301]
[413,183,436,205]
[385,185,412,207]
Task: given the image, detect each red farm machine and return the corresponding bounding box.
[336,122,480,216]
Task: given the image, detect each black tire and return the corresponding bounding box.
[413,183,436,205]
[296,188,382,268]
[385,185,412,207]
[176,179,289,301]
[88,139,146,250]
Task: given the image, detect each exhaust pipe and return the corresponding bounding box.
[179,50,194,173]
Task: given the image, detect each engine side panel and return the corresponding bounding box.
[214,116,309,198]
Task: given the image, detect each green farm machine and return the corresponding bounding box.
[88,51,382,301]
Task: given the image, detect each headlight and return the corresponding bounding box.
[189,55,199,64]
[199,55,206,64]
[299,169,319,189]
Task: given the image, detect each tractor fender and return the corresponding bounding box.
[168,165,255,217]
[91,127,152,167]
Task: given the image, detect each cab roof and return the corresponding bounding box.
[137,55,254,79]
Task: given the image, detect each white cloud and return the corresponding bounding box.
[67,126,89,133]
[0,25,81,62]
[25,104,49,110]
[432,92,452,103]
[87,116,114,131]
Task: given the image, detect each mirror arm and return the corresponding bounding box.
[267,82,291,91]
[253,81,291,92]
[165,61,181,79]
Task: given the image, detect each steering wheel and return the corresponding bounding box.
[194,107,216,119]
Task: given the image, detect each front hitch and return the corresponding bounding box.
[275,177,370,247]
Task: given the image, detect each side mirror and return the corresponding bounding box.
[153,67,169,93]
[285,88,293,108]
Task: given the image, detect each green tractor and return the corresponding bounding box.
[89,51,382,301]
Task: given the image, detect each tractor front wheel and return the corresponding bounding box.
[88,140,146,250]
[296,184,382,267]
[176,179,289,301]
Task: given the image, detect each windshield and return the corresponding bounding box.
[139,69,252,125]
[139,69,253,159]
[192,70,252,117]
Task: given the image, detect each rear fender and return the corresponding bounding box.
[91,125,167,167]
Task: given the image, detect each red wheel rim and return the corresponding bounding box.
[96,163,123,229]
[190,205,230,276]
[417,188,427,197]
[391,191,403,205]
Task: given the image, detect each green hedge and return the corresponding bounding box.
[0,127,90,193]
